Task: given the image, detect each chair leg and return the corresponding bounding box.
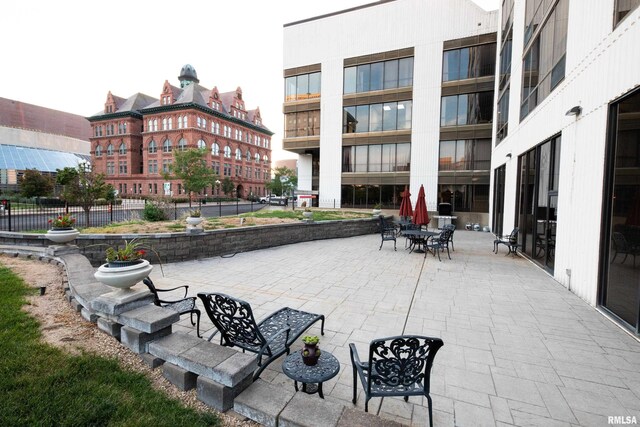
[352,366,357,404]
[394,240,397,251]
[193,310,202,338]
[404,396,409,402]
[446,246,451,260]
[426,395,434,427]
[379,240,383,250]
[319,315,326,335]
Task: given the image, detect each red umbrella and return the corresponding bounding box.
[399,185,413,219]
[413,185,430,227]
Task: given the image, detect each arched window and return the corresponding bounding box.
[106,143,114,155]
[178,138,187,151]
[147,119,152,131]
[254,153,260,163]
[263,155,269,164]
[118,142,126,155]
[197,117,202,128]
[95,145,102,157]
[211,142,220,156]
[246,150,251,161]
[197,139,206,150]
[203,118,207,129]
[148,140,157,153]
[163,138,172,153]
[224,146,231,158]
[235,148,242,160]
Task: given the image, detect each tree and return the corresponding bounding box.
[221,177,235,197]
[266,166,297,197]
[163,148,217,208]
[57,163,111,227]
[20,169,54,198]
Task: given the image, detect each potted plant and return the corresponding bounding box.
[301,335,321,366]
[372,204,382,216]
[186,209,203,226]
[93,239,155,293]
[46,213,80,243]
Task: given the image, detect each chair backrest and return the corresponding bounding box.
[442,224,456,232]
[509,227,519,243]
[197,292,266,349]
[379,215,394,233]
[438,228,453,244]
[367,335,443,396]
[612,232,627,250]
[142,277,162,306]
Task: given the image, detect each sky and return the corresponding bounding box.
[0,0,498,160]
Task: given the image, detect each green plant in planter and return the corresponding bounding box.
[373,203,382,210]
[302,335,319,345]
[189,209,201,218]
[105,239,148,263]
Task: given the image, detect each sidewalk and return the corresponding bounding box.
[156,230,640,426]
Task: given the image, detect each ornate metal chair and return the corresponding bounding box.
[442,223,456,251]
[197,292,325,381]
[378,215,397,251]
[424,228,453,261]
[350,335,444,427]
[143,277,201,338]
[611,232,640,267]
[493,227,520,255]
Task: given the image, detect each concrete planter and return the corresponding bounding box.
[186,216,203,226]
[46,228,80,244]
[94,259,153,294]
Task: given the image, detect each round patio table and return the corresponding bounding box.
[282,350,340,399]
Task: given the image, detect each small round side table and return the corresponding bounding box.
[282,350,340,399]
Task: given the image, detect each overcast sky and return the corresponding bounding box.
[0,0,498,160]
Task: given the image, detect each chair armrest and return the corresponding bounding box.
[257,326,291,361]
[154,285,189,298]
[158,295,196,307]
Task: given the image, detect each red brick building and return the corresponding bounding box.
[88,65,273,199]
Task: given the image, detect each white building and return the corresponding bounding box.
[284,0,640,336]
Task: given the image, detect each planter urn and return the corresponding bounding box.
[94,259,153,294]
[46,228,80,244]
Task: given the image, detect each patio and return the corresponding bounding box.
[155,229,640,426]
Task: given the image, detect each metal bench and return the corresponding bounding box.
[197,292,325,381]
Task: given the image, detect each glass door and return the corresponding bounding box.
[493,165,506,237]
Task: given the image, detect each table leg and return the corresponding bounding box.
[318,382,324,399]
[294,381,299,392]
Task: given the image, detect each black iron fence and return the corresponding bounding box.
[0,198,265,232]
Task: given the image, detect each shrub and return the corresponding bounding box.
[142,201,168,222]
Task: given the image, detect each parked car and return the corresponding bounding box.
[259,195,270,204]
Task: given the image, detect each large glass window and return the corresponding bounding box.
[342,143,411,173]
[341,184,406,209]
[285,72,321,101]
[600,88,640,335]
[442,44,496,82]
[521,0,568,120]
[343,101,412,133]
[615,0,640,26]
[437,184,489,212]
[344,57,414,94]
[439,139,491,171]
[284,110,321,138]
[440,92,494,126]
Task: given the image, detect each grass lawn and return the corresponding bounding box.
[0,264,219,427]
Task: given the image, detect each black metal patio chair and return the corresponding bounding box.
[611,232,640,267]
[493,227,520,255]
[350,335,444,427]
[424,228,453,261]
[442,223,456,251]
[197,292,325,381]
[143,277,201,338]
[378,215,397,251]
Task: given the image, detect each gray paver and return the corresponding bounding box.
[234,379,295,427]
[157,231,640,426]
[279,393,345,427]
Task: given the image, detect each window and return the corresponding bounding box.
[106,161,115,175]
[148,140,157,153]
[212,122,219,134]
[263,155,269,164]
[118,160,127,174]
[224,146,231,158]
[235,148,242,160]
[95,145,102,157]
[440,92,494,126]
[163,138,172,153]
[342,143,411,172]
[438,139,491,171]
[235,165,242,177]
[178,138,187,151]
[246,150,252,162]
[211,142,220,156]
[162,159,172,173]
[178,116,184,129]
[285,72,321,101]
[212,161,220,174]
[106,143,114,155]
[343,101,413,133]
[168,118,172,130]
[344,57,414,94]
[148,159,158,174]
[615,0,640,26]
[442,44,496,82]
[197,139,206,150]
[162,118,168,130]
[223,163,232,176]
[520,0,568,119]
[118,142,126,155]
[254,153,260,163]
[284,110,320,138]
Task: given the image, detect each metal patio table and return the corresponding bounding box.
[282,350,340,399]
[402,229,439,253]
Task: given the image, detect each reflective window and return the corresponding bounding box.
[106,143,114,155]
[344,57,413,94]
[284,110,320,137]
[439,139,491,171]
[342,143,411,172]
[343,101,412,133]
[440,92,494,126]
[284,72,321,101]
[224,146,231,158]
[197,139,206,150]
[235,148,242,160]
[95,145,102,157]
[118,142,126,155]
[178,138,187,151]
[211,142,220,156]
[163,138,172,153]
[148,140,157,154]
[442,44,495,82]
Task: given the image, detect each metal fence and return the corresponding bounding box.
[0,198,265,232]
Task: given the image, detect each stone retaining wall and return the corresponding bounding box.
[0,218,379,266]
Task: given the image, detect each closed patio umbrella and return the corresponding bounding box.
[399,185,413,219]
[413,185,430,227]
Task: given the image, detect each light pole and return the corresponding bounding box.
[215,180,221,217]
